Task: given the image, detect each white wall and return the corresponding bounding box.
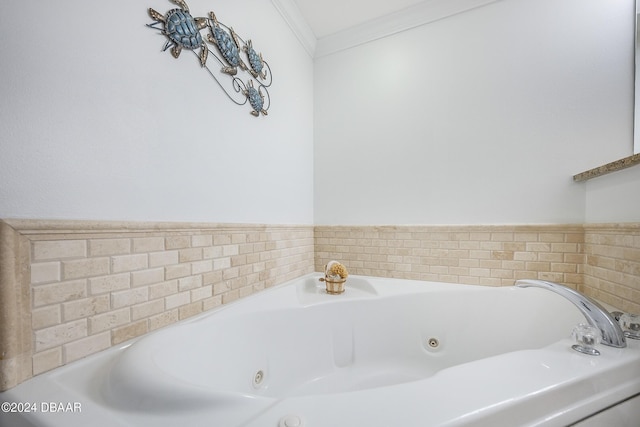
[585,166,640,222]
[3,0,636,226]
[0,0,314,224]
[314,0,635,225]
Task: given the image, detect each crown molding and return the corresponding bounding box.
[315,0,502,57]
[272,0,502,59]
[316,0,502,58]
[271,0,317,58]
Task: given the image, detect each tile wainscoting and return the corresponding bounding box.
[0,220,314,391]
[315,224,640,314]
[1,220,638,391]
[583,224,640,314]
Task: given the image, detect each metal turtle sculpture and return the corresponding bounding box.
[206,12,247,76]
[148,0,209,66]
[244,40,266,80]
[244,80,268,117]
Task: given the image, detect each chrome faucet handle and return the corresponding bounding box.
[572,324,601,356]
[619,313,640,340]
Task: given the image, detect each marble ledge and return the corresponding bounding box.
[573,153,640,182]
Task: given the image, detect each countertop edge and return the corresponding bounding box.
[573,153,640,182]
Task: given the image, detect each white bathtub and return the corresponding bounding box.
[2,274,640,427]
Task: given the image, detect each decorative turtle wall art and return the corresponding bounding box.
[244,80,267,117]
[148,0,208,66]
[244,40,266,80]
[207,12,247,76]
[147,0,271,116]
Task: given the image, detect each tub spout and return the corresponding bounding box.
[515,279,626,348]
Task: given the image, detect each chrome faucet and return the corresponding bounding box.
[515,279,626,348]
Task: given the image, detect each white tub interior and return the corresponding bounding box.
[104,276,585,409]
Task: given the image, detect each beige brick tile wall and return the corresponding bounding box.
[315,225,586,288]
[2,221,314,382]
[583,225,640,315]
